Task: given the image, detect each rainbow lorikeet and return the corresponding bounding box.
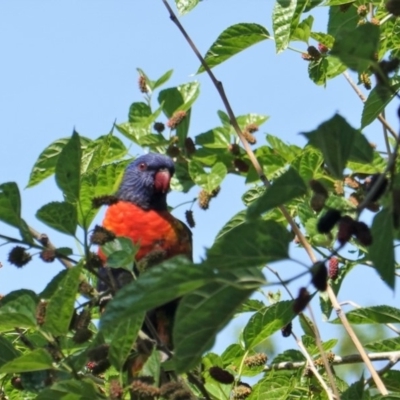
[97,153,192,364]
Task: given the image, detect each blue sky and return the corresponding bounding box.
[1,0,399,378]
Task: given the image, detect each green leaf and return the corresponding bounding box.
[365,336,400,352]
[327,4,358,37]
[303,113,357,179]
[55,130,81,202]
[342,376,365,400]
[175,0,199,15]
[0,349,53,373]
[248,373,302,399]
[291,15,313,43]
[369,208,395,289]
[173,268,264,373]
[128,102,151,123]
[0,182,21,227]
[207,220,291,269]
[331,305,400,324]
[361,77,400,128]
[308,57,328,86]
[188,161,227,192]
[215,209,247,240]
[378,371,400,392]
[36,201,77,236]
[247,168,307,218]
[331,23,380,73]
[100,257,210,332]
[243,301,294,349]
[198,23,269,72]
[43,263,82,336]
[0,336,21,367]
[153,69,173,89]
[0,294,37,332]
[237,299,265,313]
[101,237,139,271]
[39,269,68,299]
[195,127,231,149]
[49,379,105,399]
[158,82,200,117]
[273,0,298,53]
[236,113,269,130]
[27,137,90,188]
[310,32,335,49]
[106,313,144,370]
[349,131,374,164]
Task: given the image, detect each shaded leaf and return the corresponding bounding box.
[243,301,294,349]
[303,114,357,178]
[55,130,81,202]
[100,257,211,332]
[173,268,264,373]
[43,263,82,336]
[365,336,400,352]
[36,201,77,236]
[331,305,400,324]
[247,168,307,218]
[327,4,358,37]
[0,349,53,373]
[342,376,365,400]
[0,294,37,332]
[207,220,291,269]
[331,23,380,73]
[215,209,247,240]
[369,208,395,289]
[198,23,269,72]
[0,182,21,227]
[0,336,21,367]
[361,77,400,128]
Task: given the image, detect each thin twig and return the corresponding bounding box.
[293,332,335,400]
[307,305,340,400]
[382,109,392,156]
[264,351,400,371]
[161,1,388,394]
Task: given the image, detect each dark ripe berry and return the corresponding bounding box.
[185,210,195,228]
[184,137,196,155]
[309,179,328,197]
[91,359,111,375]
[354,221,373,246]
[243,131,256,144]
[11,376,24,391]
[307,46,321,60]
[38,234,49,246]
[167,110,186,129]
[328,257,339,280]
[293,287,311,314]
[91,195,118,208]
[229,143,241,155]
[386,0,400,16]
[87,344,109,362]
[39,249,56,263]
[166,144,180,158]
[153,121,165,133]
[8,246,32,268]
[337,216,356,244]
[198,190,211,210]
[317,209,341,233]
[86,253,103,270]
[310,193,326,213]
[244,353,268,367]
[234,158,250,173]
[72,327,93,344]
[35,300,47,325]
[138,75,148,93]
[90,225,115,246]
[281,322,292,337]
[318,43,328,53]
[311,262,328,292]
[365,174,388,202]
[74,309,92,330]
[209,366,235,384]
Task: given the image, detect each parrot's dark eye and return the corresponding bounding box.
[138,163,147,171]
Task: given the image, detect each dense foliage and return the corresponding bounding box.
[1,0,400,399]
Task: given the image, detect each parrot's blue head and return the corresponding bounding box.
[117,153,175,210]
